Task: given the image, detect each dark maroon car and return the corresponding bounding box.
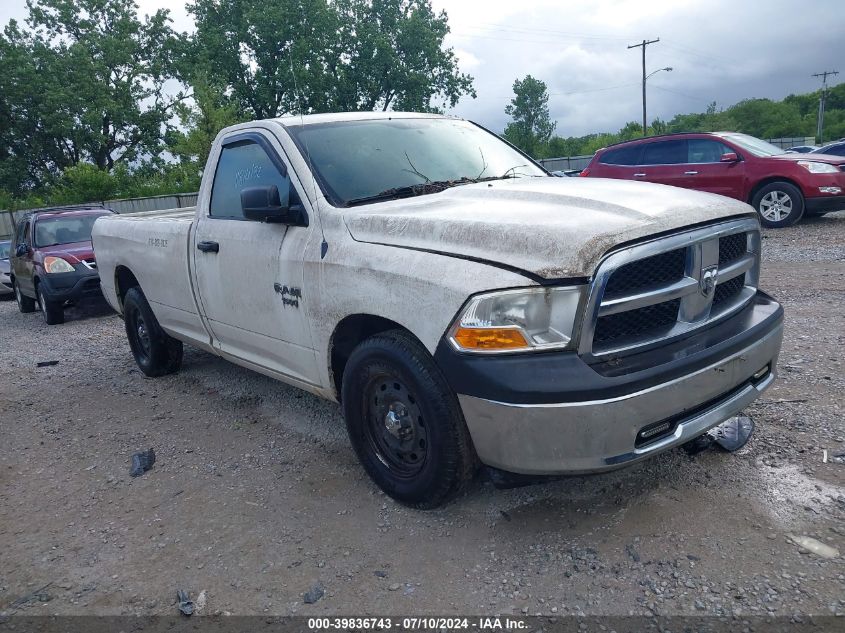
[10,206,113,324]
[582,132,845,228]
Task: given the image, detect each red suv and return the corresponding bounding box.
[10,206,113,324]
[582,132,845,227]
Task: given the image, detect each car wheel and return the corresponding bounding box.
[123,287,183,377]
[14,280,36,313]
[752,182,805,228]
[37,285,65,325]
[341,329,477,509]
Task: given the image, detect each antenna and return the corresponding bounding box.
[288,47,329,259]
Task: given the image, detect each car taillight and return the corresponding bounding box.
[580,168,591,177]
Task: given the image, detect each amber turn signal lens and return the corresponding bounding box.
[452,327,529,351]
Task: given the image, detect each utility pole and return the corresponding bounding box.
[812,70,838,144]
[629,38,660,136]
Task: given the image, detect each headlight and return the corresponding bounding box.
[448,286,585,353]
[44,256,75,274]
[797,161,838,174]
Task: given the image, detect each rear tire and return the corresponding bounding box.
[14,280,36,313]
[124,287,183,377]
[752,181,804,228]
[341,329,477,509]
[38,284,65,325]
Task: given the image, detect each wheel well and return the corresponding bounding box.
[329,314,412,401]
[115,266,140,308]
[748,177,803,205]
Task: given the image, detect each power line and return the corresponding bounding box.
[463,21,634,42]
[650,84,711,103]
[449,29,617,48]
[485,82,638,101]
[660,39,734,65]
[549,83,640,97]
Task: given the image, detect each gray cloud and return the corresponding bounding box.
[3,0,842,139]
[437,0,845,136]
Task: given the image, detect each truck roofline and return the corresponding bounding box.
[272,111,461,128]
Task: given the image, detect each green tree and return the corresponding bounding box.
[333,0,475,112]
[617,121,644,140]
[502,75,556,157]
[0,0,179,194]
[168,77,244,175]
[57,163,120,202]
[0,20,71,194]
[184,0,474,118]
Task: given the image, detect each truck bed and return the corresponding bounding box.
[92,207,208,345]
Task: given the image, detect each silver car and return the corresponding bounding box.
[0,240,12,297]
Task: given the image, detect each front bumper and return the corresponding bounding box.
[438,291,783,475]
[805,195,845,213]
[38,265,102,303]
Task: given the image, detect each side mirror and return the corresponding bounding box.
[720,152,739,163]
[15,244,29,257]
[240,185,308,226]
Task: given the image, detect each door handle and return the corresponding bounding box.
[197,240,219,253]
[633,173,646,177]
[684,171,699,175]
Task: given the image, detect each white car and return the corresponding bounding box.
[92,112,784,508]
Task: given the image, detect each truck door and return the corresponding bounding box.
[191,131,319,386]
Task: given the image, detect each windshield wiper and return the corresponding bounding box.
[344,169,541,207]
[346,178,487,207]
[500,164,545,178]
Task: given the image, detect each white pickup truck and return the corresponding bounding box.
[92,112,784,507]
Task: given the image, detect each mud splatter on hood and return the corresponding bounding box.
[343,177,756,279]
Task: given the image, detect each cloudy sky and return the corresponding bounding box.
[2,0,843,137]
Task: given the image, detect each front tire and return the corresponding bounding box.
[123,287,183,377]
[341,330,476,509]
[753,182,804,228]
[38,285,65,325]
[14,280,36,313]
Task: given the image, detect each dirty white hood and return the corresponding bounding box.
[343,177,755,279]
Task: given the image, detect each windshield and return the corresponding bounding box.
[286,118,547,206]
[34,214,108,247]
[0,241,9,259]
[719,133,786,157]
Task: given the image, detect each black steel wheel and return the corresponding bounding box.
[363,375,428,479]
[342,329,477,508]
[123,287,183,377]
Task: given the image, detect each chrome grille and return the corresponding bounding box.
[718,233,747,266]
[593,298,681,346]
[712,274,745,308]
[580,218,761,358]
[81,258,97,270]
[604,248,686,297]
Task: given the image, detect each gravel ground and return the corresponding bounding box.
[0,213,844,619]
